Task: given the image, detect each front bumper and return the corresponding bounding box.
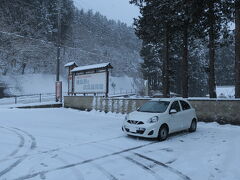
[122,121,160,138]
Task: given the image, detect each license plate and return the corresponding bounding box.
[129,126,137,133]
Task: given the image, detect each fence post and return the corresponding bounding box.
[15,96,17,104]
[40,94,42,103]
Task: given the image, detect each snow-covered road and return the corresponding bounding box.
[0,108,239,180]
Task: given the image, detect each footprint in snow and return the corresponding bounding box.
[40,173,46,180]
[40,163,48,167]
[165,159,177,164]
[215,168,222,173]
[160,147,174,152]
[51,154,58,158]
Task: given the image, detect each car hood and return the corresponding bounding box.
[128,111,162,122]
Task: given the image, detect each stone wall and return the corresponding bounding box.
[64,96,240,125]
[189,99,239,125]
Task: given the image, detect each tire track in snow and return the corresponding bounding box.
[124,156,164,180]
[12,131,193,180]
[61,150,118,180]
[0,126,25,158]
[0,136,124,163]
[91,163,118,180]
[92,139,164,180]
[94,135,191,180]
[0,127,37,178]
[55,156,85,180]
[134,153,191,180]
[13,128,37,150]
[12,141,159,180]
[89,141,161,180]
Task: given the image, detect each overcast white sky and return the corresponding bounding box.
[73,0,140,26]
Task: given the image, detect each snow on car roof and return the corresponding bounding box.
[64,61,77,67]
[71,62,112,72]
[151,97,185,102]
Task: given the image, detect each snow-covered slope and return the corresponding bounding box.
[2,74,68,95]
[109,76,137,95]
[1,74,137,96]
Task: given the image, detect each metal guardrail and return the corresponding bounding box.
[0,93,65,105]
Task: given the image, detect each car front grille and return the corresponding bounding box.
[124,127,145,134]
[127,120,144,125]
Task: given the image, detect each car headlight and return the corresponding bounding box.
[148,116,159,123]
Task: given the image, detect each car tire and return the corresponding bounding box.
[158,125,168,141]
[189,120,197,132]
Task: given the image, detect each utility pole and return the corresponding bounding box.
[56,0,61,82]
[236,0,240,98]
[55,0,62,102]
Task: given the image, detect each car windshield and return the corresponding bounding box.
[137,101,170,113]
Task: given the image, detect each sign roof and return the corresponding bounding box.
[71,62,113,72]
[64,61,78,67]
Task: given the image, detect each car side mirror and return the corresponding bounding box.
[170,109,177,114]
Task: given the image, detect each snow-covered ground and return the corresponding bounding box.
[0,108,240,180]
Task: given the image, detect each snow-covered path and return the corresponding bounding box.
[0,108,239,180]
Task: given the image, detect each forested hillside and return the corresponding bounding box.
[0,0,141,78]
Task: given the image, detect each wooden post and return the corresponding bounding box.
[72,73,75,96]
[68,68,70,96]
[106,68,109,97]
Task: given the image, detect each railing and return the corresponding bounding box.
[109,89,137,97]
[0,93,61,105]
[67,89,138,97]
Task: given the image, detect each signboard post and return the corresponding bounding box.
[55,81,62,102]
[106,69,109,97]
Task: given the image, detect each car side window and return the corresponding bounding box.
[170,101,181,112]
[180,100,191,110]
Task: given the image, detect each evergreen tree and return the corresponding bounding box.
[140,43,162,91]
[200,0,233,98]
[130,0,179,97]
[174,0,204,98]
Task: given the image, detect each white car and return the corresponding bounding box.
[122,98,197,141]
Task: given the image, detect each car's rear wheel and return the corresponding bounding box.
[158,125,168,141]
[189,119,197,132]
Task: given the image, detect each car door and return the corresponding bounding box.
[168,101,183,132]
[179,100,192,129]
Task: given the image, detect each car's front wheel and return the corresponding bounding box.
[158,125,169,141]
[189,119,197,132]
